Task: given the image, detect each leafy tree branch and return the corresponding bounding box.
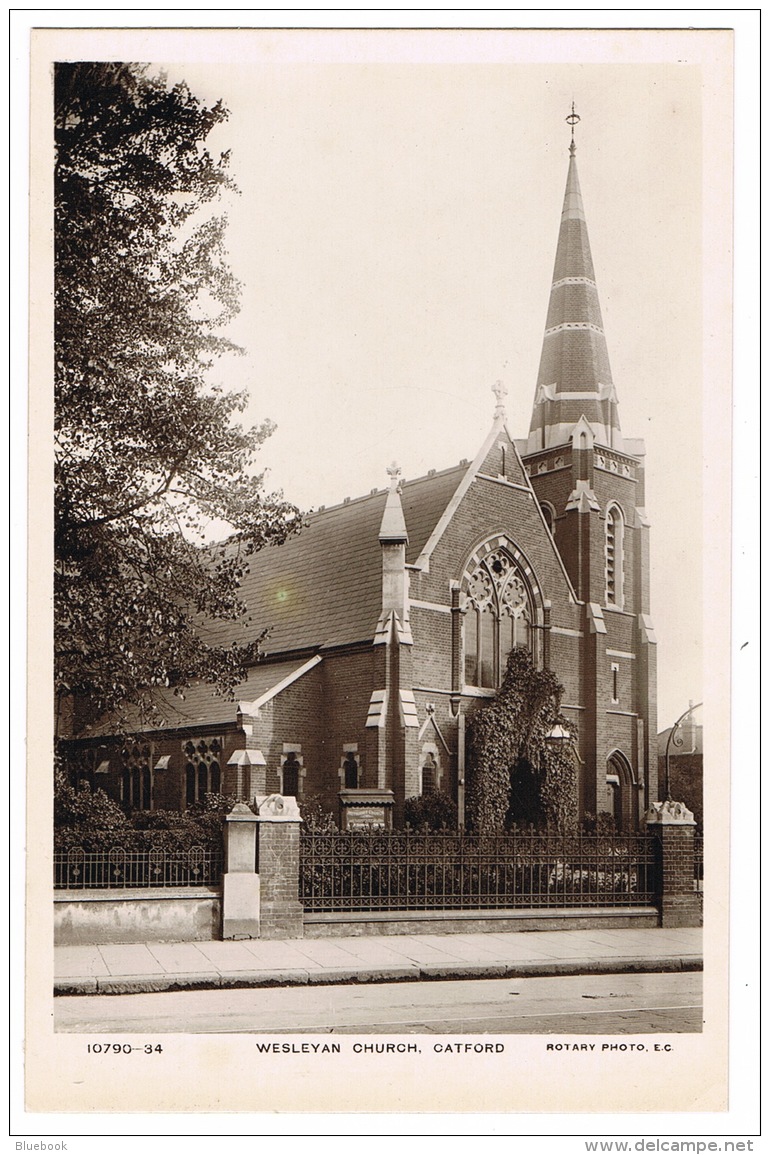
[55,62,301,731]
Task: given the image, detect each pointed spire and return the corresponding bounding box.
[379,461,408,543]
[527,110,622,452]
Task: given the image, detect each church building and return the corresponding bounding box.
[64,126,658,831]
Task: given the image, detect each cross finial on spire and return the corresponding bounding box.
[492,379,508,418]
[566,101,580,155]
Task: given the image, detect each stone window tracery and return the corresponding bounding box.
[183,737,222,807]
[463,548,532,689]
[120,743,152,811]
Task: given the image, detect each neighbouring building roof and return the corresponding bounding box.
[657,723,703,758]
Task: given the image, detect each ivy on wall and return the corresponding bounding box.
[467,648,578,833]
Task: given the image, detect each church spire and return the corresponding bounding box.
[527,109,622,452]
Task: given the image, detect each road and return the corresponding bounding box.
[54,971,702,1035]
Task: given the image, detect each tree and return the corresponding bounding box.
[466,648,578,833]
[54,63,300,731]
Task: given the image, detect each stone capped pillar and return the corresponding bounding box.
[221,802,260,939]
[256,793,304,940]
[646,799,702,928]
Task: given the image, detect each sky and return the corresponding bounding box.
[36,27,735,732]
[158,51,711,732]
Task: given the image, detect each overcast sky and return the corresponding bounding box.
[165,55,708,731]
[39,28,736,731]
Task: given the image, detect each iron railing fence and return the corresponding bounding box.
[694,834,704,891]
[54,844,224,889]
[300,828,658,913]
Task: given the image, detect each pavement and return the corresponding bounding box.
[54,926,702,996]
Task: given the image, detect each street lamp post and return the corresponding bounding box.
[664,701,702,802]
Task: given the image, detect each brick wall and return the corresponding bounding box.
[257,820,303,939]
[417,476,578,630]
[648,821,702,928]
[62,435,656,831]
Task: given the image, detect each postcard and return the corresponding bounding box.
[16,16,756,1141]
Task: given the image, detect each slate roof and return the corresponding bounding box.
[200,461,468,657]
[82,658,318,736]
[71,463,469,739]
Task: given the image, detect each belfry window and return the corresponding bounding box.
[605,504,624,607]
[463,549,532,689]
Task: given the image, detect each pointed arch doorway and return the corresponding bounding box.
[606,751,638,831]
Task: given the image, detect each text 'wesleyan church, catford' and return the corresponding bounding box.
[62,128,658,830]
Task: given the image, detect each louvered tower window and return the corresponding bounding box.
[605,504,624,607]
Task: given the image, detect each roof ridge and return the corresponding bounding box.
[307,459,471,517]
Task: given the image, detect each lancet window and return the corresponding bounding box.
[605,504,624,607]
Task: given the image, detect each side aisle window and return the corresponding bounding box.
[120,743,152,811]
[343,751,359,789]
[282,752,301,796]
[182,737,222,807]
[280,747,305,796]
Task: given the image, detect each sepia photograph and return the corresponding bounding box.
[18,18,751,1130]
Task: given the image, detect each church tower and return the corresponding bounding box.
[520,110,658,827]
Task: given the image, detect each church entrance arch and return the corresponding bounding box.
[606,750,637,831]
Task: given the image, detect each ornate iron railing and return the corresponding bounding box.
[54,845,224,889]
[300,828,657,913]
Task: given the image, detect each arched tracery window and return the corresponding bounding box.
[463,548,533,689]
[605,504,624,607]
[120,743,152,811]
[182,737,222,807]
